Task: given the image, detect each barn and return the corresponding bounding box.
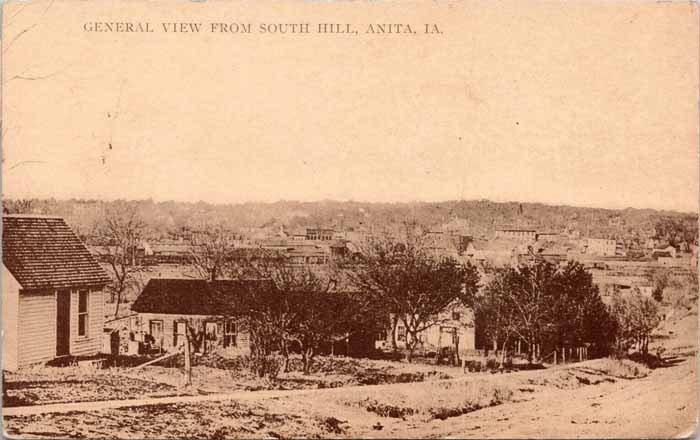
[2,215,111,371]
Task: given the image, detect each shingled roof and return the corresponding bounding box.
[132,278,275,315]
[3,215,111,290]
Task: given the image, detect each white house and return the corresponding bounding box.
[2,215,111,371]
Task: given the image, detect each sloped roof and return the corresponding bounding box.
[132,278,275,315]
[3,215,111,290]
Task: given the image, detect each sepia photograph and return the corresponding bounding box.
[1,0,698,438]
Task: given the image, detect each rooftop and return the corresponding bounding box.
[3,215,111,289]
[131,278,276,315]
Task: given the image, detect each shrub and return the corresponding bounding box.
[246,354,283,381]
[585,358,651,379]
[485,356,499,370]
[628,351,665,369]
[349,379,513,421]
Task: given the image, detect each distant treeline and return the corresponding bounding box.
[2,198,697,243]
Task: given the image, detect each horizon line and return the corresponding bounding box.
[3,194,697,216]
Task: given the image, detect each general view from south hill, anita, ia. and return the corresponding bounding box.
[2,198,697,438]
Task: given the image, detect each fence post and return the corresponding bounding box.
[554,349,557,364]
[184,335,192,386]
[562,346,565,363]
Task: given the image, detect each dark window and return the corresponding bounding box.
[223,321,237,348]
[78,290,89,337]
[174,321,186,348]
[452,311,461,321]
[397,325,406,342]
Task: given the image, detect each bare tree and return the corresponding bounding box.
[189,226,237,281]
[611,290,661,354]
[98,204,145,319]
[226,253,341,374]
[346,230,479,362]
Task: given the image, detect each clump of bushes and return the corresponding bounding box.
[585,358,651,379]
[348,379,513,421]
[627,351,665,368]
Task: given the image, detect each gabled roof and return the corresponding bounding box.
[132,278,275,315]
[3,215,111,290]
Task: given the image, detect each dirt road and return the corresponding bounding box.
[398,355,696,438]
[5,355,696,438]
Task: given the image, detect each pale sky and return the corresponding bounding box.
[2,0,698,212]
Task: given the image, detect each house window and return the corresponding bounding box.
[149,320,163,346]
[452,311,461,321]
[174,321,187,348]
[223,321,237,348]
[397,325,406,342]
[205,321,218,339]
[78,290,89,337]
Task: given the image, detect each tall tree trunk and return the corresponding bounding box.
[405,338,415,362]
[499,334,510,368]
[114,290,122,319]
[390,315,399,352]
[302,347,314,375]
[281,340,290,373]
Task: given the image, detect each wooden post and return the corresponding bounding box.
[553,349,557,365]
[517,340,521,354]
[184,335,192,387]
[562,346,566,363]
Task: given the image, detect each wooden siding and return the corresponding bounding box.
[69,289,104,356]
[136,313,251,355]
[17,290,57,367]
[2,265,20,370]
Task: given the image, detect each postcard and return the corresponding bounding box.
[2,0,698,438]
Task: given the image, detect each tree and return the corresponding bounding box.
[97,204,145,319]
[611,290,661,354]
[2,199,34,214]
[653,216,698,248]
[493,262,559,363]
[226,253,365,374]
[483,260,615,363]
[346,231,480,361]
[190,226,237,281]
[476,273,519,367]
[550,261,616,357]
[646,267,676,303]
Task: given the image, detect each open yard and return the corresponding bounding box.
[3,355,456,408]
[5,352,695,438]
[4,312,696,438]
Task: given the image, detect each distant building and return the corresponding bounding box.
[465,239,520,266]
[376,303,475,355]
[495,228,536,242]
[306,228,334,241]
[584,238,617,257]
[535,231,561,242]
[652,245,677,260]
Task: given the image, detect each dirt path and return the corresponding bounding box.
[344,355,697,438]
[2,368,514,418]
